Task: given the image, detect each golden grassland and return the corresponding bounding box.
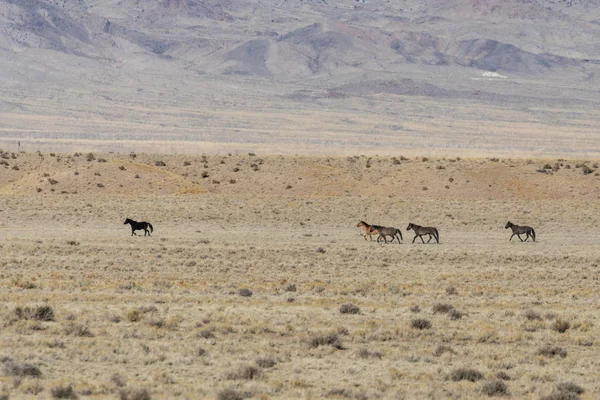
[1,151,600,399]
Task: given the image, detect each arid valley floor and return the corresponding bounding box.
[1,151,600,399]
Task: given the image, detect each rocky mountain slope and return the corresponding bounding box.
[1,0,600,155]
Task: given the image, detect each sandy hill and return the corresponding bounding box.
[1,0,600,156]
[1,150,599,201]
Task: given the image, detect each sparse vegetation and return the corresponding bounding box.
[411,319,432,330]
[449,368,483,382]
[50,385,77,399]
[15,305,55,321]
[309,334,343,349]
[480,380,509,397]
[238,288,253,297]
[538,345,567,358]
[339,304,360,314]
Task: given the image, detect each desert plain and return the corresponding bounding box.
[0,150,599,399]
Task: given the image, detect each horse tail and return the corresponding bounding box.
[397,228,403,242]
[530,227,535,241]
[434,228,439,243]
[148,223,153,233]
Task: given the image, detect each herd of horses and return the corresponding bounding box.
[357,221,536,244]
[123,217,535,243]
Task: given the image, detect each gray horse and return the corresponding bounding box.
[505,222,536,242]
[373,225,403,244]
[407,223,439,244]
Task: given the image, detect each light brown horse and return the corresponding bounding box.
[357,221,380,241]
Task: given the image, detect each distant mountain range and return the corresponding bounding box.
[1,0,600,156]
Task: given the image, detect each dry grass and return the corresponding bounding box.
[0,153,599,398]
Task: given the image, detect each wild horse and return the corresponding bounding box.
[505,222,535,242]
[124,218,154,236]
[406,223,439,244]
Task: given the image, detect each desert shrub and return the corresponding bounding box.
[433,345,455,357]
[316,247,326,253]
[339,304,360,314]
[256,357,276,368]
[217,389,247,400]
[66,241,79,246]
[201,171,209,178]
[450,309,464,320]
[11,165,19,170]
[225,365,261,380]
[2,360,42,378]
[449,368,483,382]
[154,161,166,167]
[238,288,253,297]
[490,157,499,162]
[541,393,580,400]
[445,286,457,295]
[543,163,552,170]
[496,371,511,381]
[422,157,429,162]
[229,179,236,184]
[96,183,104,188]
[581,165,594,175]
[197,329,215,339]
[358,349,382,359]
[97,158,107,163]
[212,180,220,184]
[432,303,454,314]
[481,380,509,397]
[127,309,142,322]
[64,324,93,337]
[555,382,584,395]
[111,373,126,388]
[119,388,152,400]
[436,165,445,170]
[183,161,191,166]
[15,305,55,321]
[411,319,431,330]
[523,310,542,321]
[392,158,401,165]
[86,153,95,161]
[552,319,570,333]
[325,389,368,400]
[135,174,140,179]
[410,305,421,313]
[285,284,296,292]
[538,345,567,358]
[309,334,343,349]
[51,385,77,399]
[48,178,58,185]
[0,160,8,166]
[119,165,126,170]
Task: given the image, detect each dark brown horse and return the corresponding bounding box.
[124,218,154,236]
[407,223,439,244]
[505,222,535,242]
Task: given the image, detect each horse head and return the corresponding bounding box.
[504,222,512,229]
[406,223,413,231]
[124,218,131,225]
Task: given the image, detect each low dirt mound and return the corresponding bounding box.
[0,152,206,196]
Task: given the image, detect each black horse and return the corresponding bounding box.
[124,218,154,236]
[505,222,535,242]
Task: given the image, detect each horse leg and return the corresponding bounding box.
[419,235,426,244]
[509,233,515,241]
[518,234,524,242]
[426,234,433,243]
[412,235,417,244]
